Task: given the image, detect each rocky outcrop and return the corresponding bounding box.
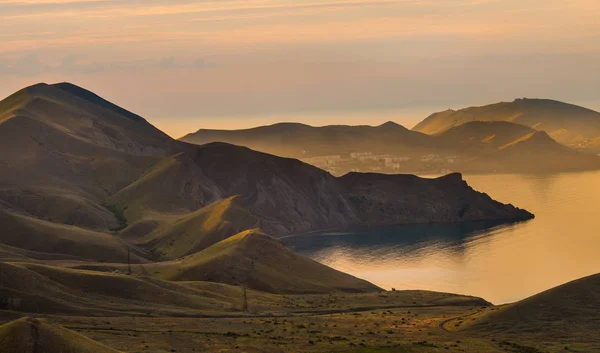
[338,172,533,224]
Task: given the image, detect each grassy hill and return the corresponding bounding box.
[141,196,263,259]
[0,83,168,233]
[451,273,600,342]
[110,152,223,223]
[0,203,148,263]
[77,230,381,294]
[0,317,121,353]
[149,229,381,293]
[0,261,282,316]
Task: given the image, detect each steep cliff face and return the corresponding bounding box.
[338,172,533,224]
[188,142,359,234]
[122,148,534,258]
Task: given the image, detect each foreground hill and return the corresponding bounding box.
[0,317,120,353]
[66,230,381,294]
[0,260,486,318]
[180,119,600,175]
[414,98,600,153]
[1,269,596,353]
[143,229,380,294]
[454,273,600,340]
[139,196,261,259]
[0,261,275,315]
[0,202,148,263]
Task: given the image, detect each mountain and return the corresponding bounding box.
[0,83,172,233]
[181,121,435,158]
[456,273,600,340]
[0,317,120,353]
[141,196,263,259]
[132,229,381,294]
[181,119,600,174]
[185,142,361,234]
[110,152,224,222]
[0,201,148,263]
[435,121,600,173]
[0,82,533,293]
[117,141,533,252]
[436,120,540,150]
[0,261,285,315]
[414,98,600,153]
[339,172,533,223]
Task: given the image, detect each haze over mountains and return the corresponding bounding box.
[414,98,600,153]
[0,82,532,294]
[181,101,600,175]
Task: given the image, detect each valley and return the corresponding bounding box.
[0,83,597,352]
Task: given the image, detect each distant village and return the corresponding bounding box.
[301,152,458,176]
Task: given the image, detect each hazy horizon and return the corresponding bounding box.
[5,81,600,139]
[2,0,600,138]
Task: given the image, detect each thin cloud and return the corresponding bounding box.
[1,0,420,20]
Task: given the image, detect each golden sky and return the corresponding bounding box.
[1,0,599,137]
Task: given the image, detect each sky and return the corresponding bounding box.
[1,0,599,138]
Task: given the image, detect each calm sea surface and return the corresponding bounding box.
[283,171,600,304]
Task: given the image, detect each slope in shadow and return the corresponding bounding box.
[0,317,120,353]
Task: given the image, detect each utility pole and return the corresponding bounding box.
[242,283,248,313]
[127,248,131,275]
[241,258,255,313]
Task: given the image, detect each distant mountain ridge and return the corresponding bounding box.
[181,117,600,174]
[414,98,600,153]
[182,121,432,158]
